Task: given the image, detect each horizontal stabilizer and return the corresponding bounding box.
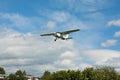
[66,37,72,40]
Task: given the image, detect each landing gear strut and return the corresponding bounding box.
[54,38,57,41]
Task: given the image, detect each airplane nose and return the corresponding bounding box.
[56,32,61,37]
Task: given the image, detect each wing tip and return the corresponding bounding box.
[75,29,80,31]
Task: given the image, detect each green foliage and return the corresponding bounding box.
[51,70,69,80]
[0,66,120,80]
[40,70,51,80]
[8,74,17,80]
[40,66,120,80]
[94,66,119,80]
[7,70,27,80]
[67,70,84,80]
[40,70,84,80]
[83,67,96,80]
[15,70,27,80]
[0,67,5,74]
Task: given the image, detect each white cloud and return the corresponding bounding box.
[38,10,89,30]
[59,59,73,67]
[0,13,45,31]
[46,21,56,30]
[114,31,120,37]
[83,49,120,65]
[51,11,88,30]
[101,39,117,47]
[51,11,69,22]
[0,12,86,33]
[107,19,120,27]
[102,57,120,67]
[57,50,82,69]
[0,13,31,27]
[60,51,79,59]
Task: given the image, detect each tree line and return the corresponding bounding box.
[40,66,120,80]
[0,67,27,80]
[0,66,120,80]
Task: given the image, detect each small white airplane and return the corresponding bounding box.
[40,29,80,41]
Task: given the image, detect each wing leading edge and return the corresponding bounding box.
[60,29,80,35]
[40,33,55,36]
[40,29,80,36]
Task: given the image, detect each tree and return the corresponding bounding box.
[95,66,119,80]
[15,70,27,80]
[67,70,84,80]
[82,67,96,80]
[51,70,68,80]
[8,74,17,80]
[39,66,120,80]
[47,70,84,80]
[0,67,5,74]
[40,70,51,80]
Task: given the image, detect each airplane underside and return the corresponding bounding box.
[53,33,72,41]
[54,37,72,41]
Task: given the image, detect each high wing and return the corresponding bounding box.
[40,33,55,36]
[60,29,80,35]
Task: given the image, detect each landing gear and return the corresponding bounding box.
[54,38,57,41]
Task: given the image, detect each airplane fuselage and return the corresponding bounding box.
[54,32,66,40]
[53,32,71,41]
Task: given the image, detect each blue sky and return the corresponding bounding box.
[0,0,120,76]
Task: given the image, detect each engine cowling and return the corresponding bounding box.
[56,32,61,37]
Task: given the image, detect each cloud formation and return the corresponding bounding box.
[107,19,120,27]
[83,49,120,65]
[114,31,120,37]
[101,39,117,47]
[46,21,56,30]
